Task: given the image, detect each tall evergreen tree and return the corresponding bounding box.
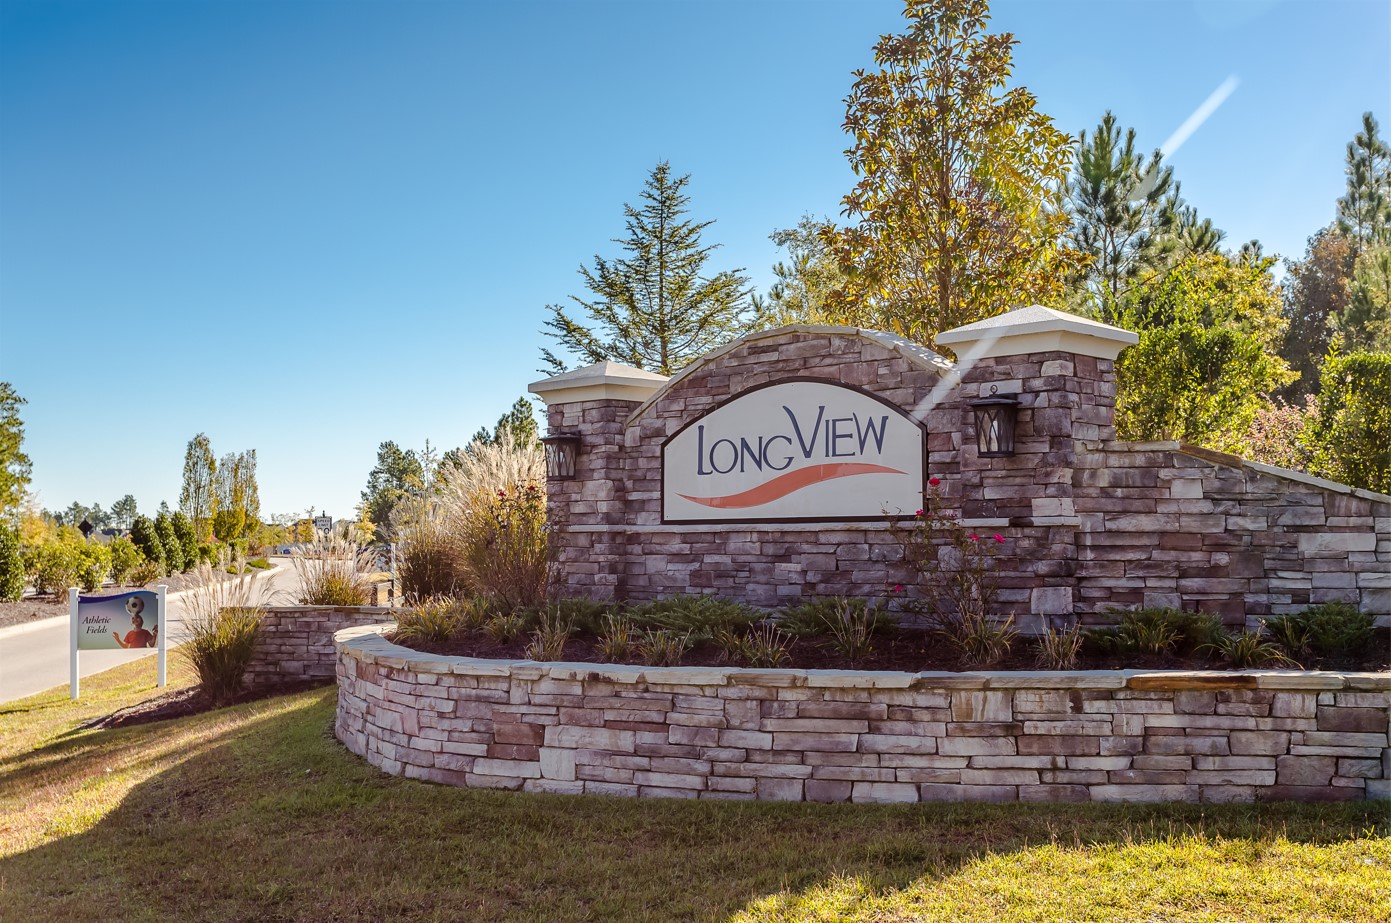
[1063,111,1179,319]
[155,511,185,573]
[541,162,754,376]
[1336,112,1391,253]
[467,397,540,450]
[179,434,217,539]
[360,441,425,543]
[0,383,31,516]
[820,0,1081,349]
[758,215,846,328]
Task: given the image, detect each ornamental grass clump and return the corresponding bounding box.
[628,595,761,643]
[435,428,551,610]
[1035,621,1084,670]
[718,622,793,668]
[635,629,691,667]
[394,598,465,647]
[596,614,636,663]
[523,608,573,662]
[1202,629,1297,669]
[291,533,376,606]
[181,561,270,706]
[1266,602,1373,665]
[395,500,463,603]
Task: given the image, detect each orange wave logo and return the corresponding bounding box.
[676,463,906,509]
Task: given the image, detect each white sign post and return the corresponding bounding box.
[69,585,169,700]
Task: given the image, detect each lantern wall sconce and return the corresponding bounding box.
[541,433,582,479]
[970,385,1020,458]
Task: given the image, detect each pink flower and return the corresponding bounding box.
[970,533,980,541]
[993,533,1004,543]
[928,476,940,487]
[892,584,904,593]
[915,509,924,517]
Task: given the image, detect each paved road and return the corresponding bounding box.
[0,557,302,704]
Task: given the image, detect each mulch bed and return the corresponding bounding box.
[402,629,1390,674]
[81,680,330,731]
[0,595,67,631]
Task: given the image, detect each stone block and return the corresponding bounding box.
[757,778,805,801]
[859,734,938,754]
[1018,784,1090,803]
[1276,755,1337,786]
[951,691,1013,722]
[1316,707,1388,733]
[1090,785,1196,803]
[919,783,1018,803]
[539,748,577,781]
[1229,731,1291,756]
[1186,769,1276,785]
[805,780,852,803]
[1337,758,1384,779]
[960,769,1040,786]
[1257,785,1362,802]
[851,781,920,803]
[1145,735,1229,756]
[939,737,1017,756]
[772,732,859,752]
[545,726,636,751]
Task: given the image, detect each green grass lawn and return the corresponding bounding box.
[1,662,1388,922]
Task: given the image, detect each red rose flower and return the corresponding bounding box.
[928,476,940,487]
[993,533,1004,543]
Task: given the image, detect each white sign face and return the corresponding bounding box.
[662,379,925,523]
[76,590,160,651]
[313,516,333,533]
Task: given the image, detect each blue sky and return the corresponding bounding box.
[2,0,1387,523]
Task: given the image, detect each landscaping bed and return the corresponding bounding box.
[387,596,1391,674]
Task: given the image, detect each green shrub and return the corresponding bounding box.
[154,513,184,574]
[247,558,271,569]
[521,597,613,637]
[626,595,762,642]
[1266,602,1374,663]
[0,525,23,602]
[947,612,1017,668]
[172,511,199,570]
[1085,608,1222,657]
[78,542,112,592]
[129,559,164,586]
[180,562,269,705]
[108,536,141,585]
[1310,352,1391,493]
[197,542,221,565]
[482,611,529,643]
[28,540,83,596]
[129,516,165,573]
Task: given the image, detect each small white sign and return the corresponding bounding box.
[313,516,333,533]
[662,379,926,523]
[70,586,168,699]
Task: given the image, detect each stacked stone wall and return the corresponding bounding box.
[543,328,1390,627]
[245,606,399,689]
[1074,443,1391,626]
[335,625,1390,804]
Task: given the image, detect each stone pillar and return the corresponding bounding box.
[936,306,1137,624]
[529,361,667,600]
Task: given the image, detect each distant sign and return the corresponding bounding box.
[75,590,160,651]
[313,516,333,533]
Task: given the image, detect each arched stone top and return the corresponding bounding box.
[625,324,957,428]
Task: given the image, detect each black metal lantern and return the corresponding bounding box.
[970,385,1020,458]
[541,432,582,479]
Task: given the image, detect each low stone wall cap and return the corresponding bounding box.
[935,305,1138,360]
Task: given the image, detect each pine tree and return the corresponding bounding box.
[1064,112,1180,318]
[541,162,754,375]
[1336,112,1391,253]
[0,383,31,515]
[109,494,139,531]
[758,215,846,328]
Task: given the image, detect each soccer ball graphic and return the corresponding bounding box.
[126,596,145,619]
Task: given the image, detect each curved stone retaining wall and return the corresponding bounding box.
[335,625,1390,804]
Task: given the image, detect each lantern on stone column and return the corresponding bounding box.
[970,386,1020,458]
[541,433,582,479]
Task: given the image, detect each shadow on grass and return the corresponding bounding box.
[1,687,1387,923]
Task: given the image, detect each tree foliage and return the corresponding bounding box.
[179,434,217,539]
[541,162,754,375]
[1064,111,1180,317]
[0,524,23,602]
[466,397,540,452]
[1280,227,1356,397]
[0,383,32,516]
[360,441,425,543]
[129,516,165,573]
[1336,112,1391,252]
[1311,352,1391,494]
[109,494,139,531]
[155,512,185,573]
[1336,242,1391,352]
[757,215,847,328]
[821,0,1080,348]
[171,511,199,569]
[1113,252,1294,451]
